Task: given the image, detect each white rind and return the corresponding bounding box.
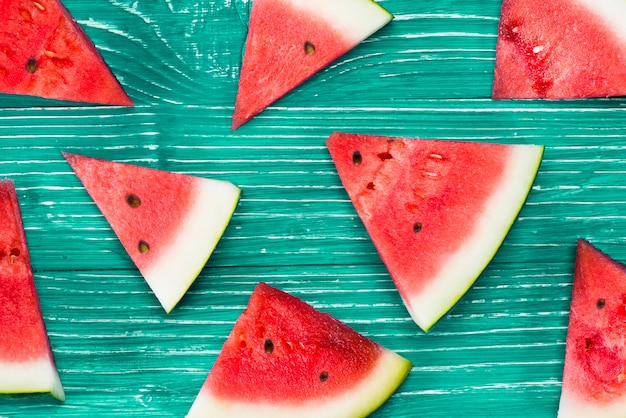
[185,349,410,418]
[574,0,626,42]
[0,357,65,401]
[283,0,393,44]
[558,389,626,418]
[406,144,544,331]
[142,178,240,313]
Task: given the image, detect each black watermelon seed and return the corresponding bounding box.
[126,193,141,208]
[138,240,150,253]
[304,41,316,55]
[26,57,38,73]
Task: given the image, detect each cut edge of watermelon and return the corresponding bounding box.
[143,178,241,313]
[185,348,411,418]
[405,144,544,331]
[0,357,65,401]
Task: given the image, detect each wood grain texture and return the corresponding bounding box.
[2,0,626,416]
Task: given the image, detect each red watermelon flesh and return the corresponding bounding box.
[558,239,626,417]
[493,0,626,99]
[326,132,543,332]
[62,153,240,313]
[0,0,133,106]
[231,0,392,130]
[186,282,411,418]
[0,180,64,401]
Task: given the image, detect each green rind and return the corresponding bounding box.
[186,348,411,418]
[160,187,241,313]
[367,0,394,21]
[419,145,545,331]
[354,350,412,418]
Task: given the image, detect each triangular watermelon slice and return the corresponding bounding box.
[326,132,543,332]
[492,0,626,99]
[0,0,133,105]
[231,0,393,130]
[0,179,64,401]
[62,153,241,313]
[558,239,626,417]
[186,282,411,417]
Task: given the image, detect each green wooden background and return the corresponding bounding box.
[2,0,626,416]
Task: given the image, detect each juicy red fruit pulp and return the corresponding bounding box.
[564,240,626,404]
[0,181,49,362]
[574,293,626,401]
[499,17,553,96]
[493,0,626,99]
[0,0,132,105]
[232,0,355,129]
[205,283,383,402]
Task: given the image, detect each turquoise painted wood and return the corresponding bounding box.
[1,0,626,416]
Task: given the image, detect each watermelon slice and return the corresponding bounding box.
[558,239,626,417]
[492,0,626,99]
[62,153,240,313]
[0,179,65,401]
[326,132,543,332]
[231,0,393,130]
[0,0,133,105]
[186,282,411,418]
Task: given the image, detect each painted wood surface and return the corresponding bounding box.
[2,0,626,416]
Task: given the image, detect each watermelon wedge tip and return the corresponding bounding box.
[63,153,241,312]
[326,132,543,331]
[186,282,411,418]
[0,179,65,401]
